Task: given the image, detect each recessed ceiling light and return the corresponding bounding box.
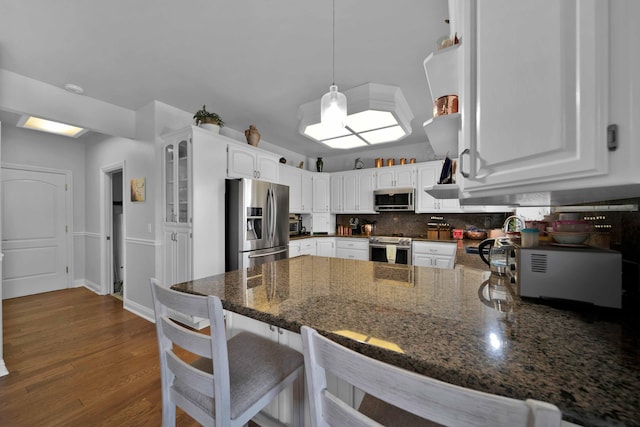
[64,83,84,95]
[17,115,88,138]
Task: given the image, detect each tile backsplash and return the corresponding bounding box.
[336,197,640,265]
[336,212,508,238]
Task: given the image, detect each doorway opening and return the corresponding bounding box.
[102,164,125,302]
[111,170,124,300]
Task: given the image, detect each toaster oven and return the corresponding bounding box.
[289,215,302,236]
[516,245,622,308]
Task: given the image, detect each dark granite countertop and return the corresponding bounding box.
[172,256,639,427]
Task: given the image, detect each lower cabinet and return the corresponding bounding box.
[289,240,301,258]
[163,225,192,286]
[299,239,317,256]
[316,238,336,257]
[412,241,457,269]
[335,238,369,261]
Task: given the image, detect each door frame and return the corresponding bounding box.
[1,162,74,290]
[100,161,125,297]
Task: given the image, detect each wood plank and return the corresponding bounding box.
[0,288,200,426]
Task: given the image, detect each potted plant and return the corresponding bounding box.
[193,105,224,133]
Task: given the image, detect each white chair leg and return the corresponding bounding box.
[162,401,176,427]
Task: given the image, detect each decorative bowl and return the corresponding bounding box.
[465,230,487,240]
[552,220,590,233]
[549,231,590,245]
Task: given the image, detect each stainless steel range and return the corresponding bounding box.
[369,236,412,264]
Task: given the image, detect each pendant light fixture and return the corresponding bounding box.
[320,0,347,130]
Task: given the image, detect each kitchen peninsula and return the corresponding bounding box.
[172,256,639,427]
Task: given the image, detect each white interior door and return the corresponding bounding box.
[2,167,69,299]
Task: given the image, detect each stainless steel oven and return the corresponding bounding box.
[369,236,412,265]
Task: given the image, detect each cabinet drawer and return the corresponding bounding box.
[300,241,315,250]
[335,238,369,251]
[413,241,457,256]
[336,248,369,261]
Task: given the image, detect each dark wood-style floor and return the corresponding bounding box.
[0,287,200,426]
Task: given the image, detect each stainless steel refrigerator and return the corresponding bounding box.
[225,178,289,271]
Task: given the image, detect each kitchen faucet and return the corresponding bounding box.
[502,215,525,233]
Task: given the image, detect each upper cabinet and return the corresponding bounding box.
[347,169,376,213]
[227,143,279,183]
[312,174,330,213]
[332,169,376,214]
[164,136,190,224]
[375,164,416,189]
[457,0,611,196]
[280,165,313,213]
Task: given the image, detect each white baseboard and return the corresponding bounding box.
[0,359,8,377]
[80,280,102,294]
[124,298,155,323]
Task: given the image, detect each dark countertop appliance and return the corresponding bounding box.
[516,245,622,309]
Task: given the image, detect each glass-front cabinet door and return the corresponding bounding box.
[164,137,191,224]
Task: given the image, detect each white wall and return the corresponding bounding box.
[84,133,157,313]
[319,140,437,172]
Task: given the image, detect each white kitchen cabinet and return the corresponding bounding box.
[344,170,376,213]
[335,238,369,261]
[412,241,456,269]
[279,165,302,213]
[227,143,279,182]
[457,0,610,196]
[312,174,330,213]
[316,238,335,258]
[161,126,226,284]
[332,169,376,214]
[300,170,313,213]
[288,240,301,258]
[279,166,312,213]
[310,213,331,234]
[163,226,191,286]
[330,174,344,213]
[298,238,317,256]
[375,164,415,189]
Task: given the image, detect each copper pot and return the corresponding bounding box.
[433,95,459,117]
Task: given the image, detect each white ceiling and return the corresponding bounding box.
[0,0,449,157]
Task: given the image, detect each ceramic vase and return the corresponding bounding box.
[245,125,260,146]
[316,157,324,172]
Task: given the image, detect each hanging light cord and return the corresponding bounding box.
[332,0,336,85]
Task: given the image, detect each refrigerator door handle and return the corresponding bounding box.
[248,248,288,259]
[270,186,277,245]
[266,187,273,243]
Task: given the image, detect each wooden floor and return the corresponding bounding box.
[0,287,200,426]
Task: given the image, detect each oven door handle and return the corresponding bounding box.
[369,244,410,249]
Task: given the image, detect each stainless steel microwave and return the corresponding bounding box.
[374,188,415,212]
